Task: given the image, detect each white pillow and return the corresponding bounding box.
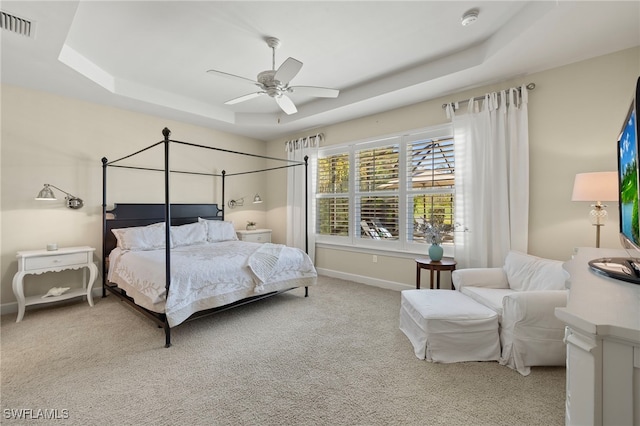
[112,222,166,251]
[170,222,207,247]
[503,251,569,291]
[198,218,238,242]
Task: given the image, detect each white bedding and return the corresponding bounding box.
[107,241,317,327]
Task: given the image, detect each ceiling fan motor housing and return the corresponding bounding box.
[257,70,283,97]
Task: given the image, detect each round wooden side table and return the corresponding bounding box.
[415,257,457,289]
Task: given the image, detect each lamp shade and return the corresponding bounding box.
[35,184,56,200]
[571,172,618,202]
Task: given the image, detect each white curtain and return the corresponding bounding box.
[286,135,319,262]
[446,87,529,268]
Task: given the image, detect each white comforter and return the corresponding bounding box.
[107,241,317,327]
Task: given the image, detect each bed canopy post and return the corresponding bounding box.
[304,155,309,254]
[101,157,108,298]
[304,156,309,298]
[221,170,226,221]
[162,127,172,348]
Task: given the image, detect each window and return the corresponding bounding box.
[317,153,349,236]
[316,125,454,250]
[357,141,400,239]
[407,137,455,244]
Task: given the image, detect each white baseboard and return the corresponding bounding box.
[1,301,18,316]
[316,268,413,292]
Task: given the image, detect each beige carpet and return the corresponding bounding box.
[1,276,565,425]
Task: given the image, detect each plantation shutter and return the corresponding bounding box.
[356,142,400,239]
[316,152,350,236]
[407,137,455,243]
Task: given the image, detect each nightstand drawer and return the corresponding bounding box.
[236,229,272,244]
[242,233,270,243]
[25,252,89,270]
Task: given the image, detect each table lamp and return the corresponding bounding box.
[571,171,618,248]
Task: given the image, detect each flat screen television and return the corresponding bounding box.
[589,76,640,285]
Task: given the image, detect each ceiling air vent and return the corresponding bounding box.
[1,10,33,37]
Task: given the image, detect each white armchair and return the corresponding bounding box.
[452,251,569,376]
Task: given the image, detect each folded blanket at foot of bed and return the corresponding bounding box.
[247,243,285,292]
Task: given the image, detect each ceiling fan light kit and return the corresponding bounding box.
[207,36,339,115]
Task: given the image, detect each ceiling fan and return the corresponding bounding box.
[207,37,339,115]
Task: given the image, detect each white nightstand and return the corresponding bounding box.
[236,229,272,244]
[12,246,98,322]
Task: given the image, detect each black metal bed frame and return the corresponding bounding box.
[101,127,309,347]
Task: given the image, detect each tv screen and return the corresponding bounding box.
[618,105,639,248]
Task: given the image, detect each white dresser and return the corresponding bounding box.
[236,229,272,244]
[556,247,640,426]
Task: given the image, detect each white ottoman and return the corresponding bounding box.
[399,290,500,363]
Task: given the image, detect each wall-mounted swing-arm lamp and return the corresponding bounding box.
[227,194,263,209]
[35,184,84,209]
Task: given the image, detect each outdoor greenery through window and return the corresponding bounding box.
[316,125,455,248]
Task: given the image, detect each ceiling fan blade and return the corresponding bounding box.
[207,69,259,86]
[275,94,298,115]
[224,92,265,105]
[274,57,303,85]
[288,86,340,98]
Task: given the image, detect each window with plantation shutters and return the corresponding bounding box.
[356,143,400,239]
[317,152,349,236]
[316,124,454,249]
[408,137,455,243]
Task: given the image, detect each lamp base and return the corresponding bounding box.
[593,223,603,248]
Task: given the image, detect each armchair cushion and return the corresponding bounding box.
[503,251,568,291]
[499,290,569,376]
[460,287,517,321]
[452,268,509,291]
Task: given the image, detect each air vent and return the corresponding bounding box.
[1,11,33,37]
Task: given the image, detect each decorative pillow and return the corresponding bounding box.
[503,250,569,291]
[198,218,238,242]
[112,222,166,251]
[170,222,207,247]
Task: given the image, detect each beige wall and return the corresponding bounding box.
[2,47,639,307]
[0,86,268,305]
[266,47,640,288]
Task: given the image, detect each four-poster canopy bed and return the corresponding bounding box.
[101,128,316,347]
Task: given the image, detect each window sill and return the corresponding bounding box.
[315,239,454,260]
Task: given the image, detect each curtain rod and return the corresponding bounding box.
[285,132,324,151]
[441,83,535,109]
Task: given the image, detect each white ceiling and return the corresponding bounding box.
[2,1,639,141]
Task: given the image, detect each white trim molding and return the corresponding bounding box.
[316,268,412,292]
